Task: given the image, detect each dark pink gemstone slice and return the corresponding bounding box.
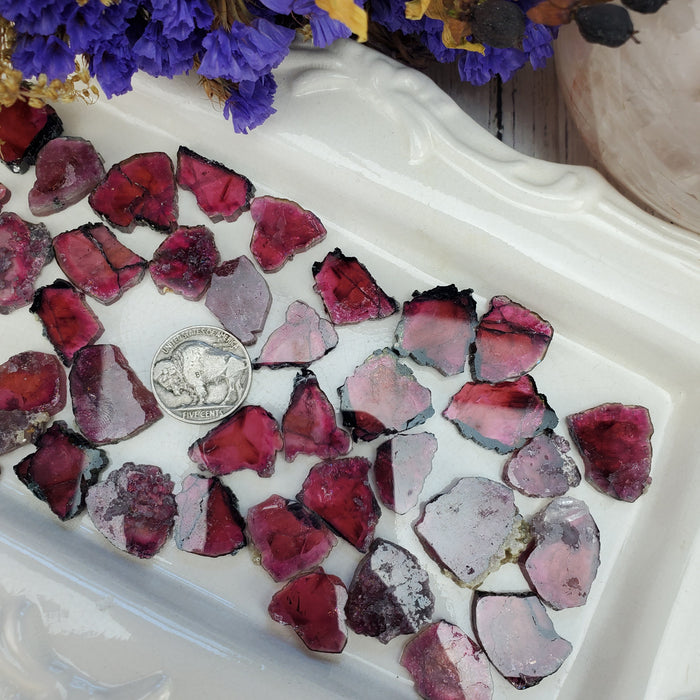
[566,402,653,502]
[443,374,557,453]
[502,429,581,498]
[282,370,350,461]
[298,456,380,552]
[86,462,176,559]
[174,474,246,557]
[247,494,337,582]
[522,496,600,610]
[268,568,348,653]
[149,225,220,300]
[0,410,50,455]
[0,183,10,210]
[394,285,477,376]
[472,592,572,689]
[28,136,105,216]
[339,348,434,442]
[346,538,434,644]
[471,295,554,383]
[400,621,493,700]
[53,223,147,305]
[0,351,66,416]
[373,432,437,514]
[255,300,338,368]
[31,280,105,365]
[205,256,271,345]
[14,420,108,520]
[312,248,398,325]
[69,344,162,445]
[88,152,177,232]
[188,404,283,477]
[250,196,327,272]
[0,212,53,314]
[176,145,254,222]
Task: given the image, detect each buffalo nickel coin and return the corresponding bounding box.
[151,325,252,424]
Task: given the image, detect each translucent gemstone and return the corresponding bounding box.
[0,351,66,416]
[247,494,337,581]
[268,568,348,653]
[0,182,10,210]
[188,404,283,477]
[345,538,434,644]
[14,420,108,520]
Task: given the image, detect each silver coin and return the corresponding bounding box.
[150,325,252,424]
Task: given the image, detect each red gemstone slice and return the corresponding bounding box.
[471,295,554,383]
[86,462,176,559]
[31,280,105,365]
[443,374,558,453]
[69,344,162,445]
[0,183,11,210]
[28,136,105,216]
[250,196,327,272]
[174,474,246,557]
[401,621,493,700]
[394,285,477,376]
[0,410,50,455]
[566,402,653,502]
[53,223,147,305]
[188,404,283,477]
[0,351,66,416]
[268,568,348,654]
[255,300,338,368]
[0,98,63,173]
[205,256,271,345]
[312,248,398,325]
[149,225,220,300]
[338,348,434,442]
[176,145,254,223]
[14,420,108,520]
[282,370,350,461]
[345,538,434,644]
[89,152,177,232]
[373,431,437,514]
[472,592,572,689]
[247,494,337,581]
[298,456,380,552]
[0,212,53,314]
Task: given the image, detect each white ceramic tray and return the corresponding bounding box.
[1,39,699,700]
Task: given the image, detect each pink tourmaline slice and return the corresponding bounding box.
[443,375,557,453]
[28,136,105,216]
[282,370,350,461]
[566,402,653,502]
[472,592,572,689]
[0,351,66,416]
[522,496,600,610]
[205,256,271,345]
[394,285,477,376]
[89,152,177,232]
[0,212,53,314]
[0,183,10,210]
[502,430,581,498]
[86,462,176,559]
[250,196,327,272]
[149,224,220,300]
[14,420,108,520]
[345,538,434,644]
[339,348,434,442]
[312,248,398,325]
[247,494,337,581]
[174,474,246,557]
[373,432,437,514]
[53,223,147,304]
[31,280,105,365]
[255,300,338,368]
[188,404,283,477]
[69,344,162,445]
[298,456,380,552]
[176,145,254,222]
[400,621,493,700]
[415,477,526,588]
[268,568,348,653]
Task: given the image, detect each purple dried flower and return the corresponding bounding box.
[12,34,76,82]
[62,0,106,54]
[90,40,139,98]
[151,0,214,41]
[223,73,278,134]
[133,20,200,78]
[0,1,64,35]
